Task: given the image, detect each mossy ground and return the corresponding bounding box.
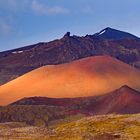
[1,114,140,140]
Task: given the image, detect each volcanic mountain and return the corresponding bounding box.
[1,27,140,85]
[0,56,140,105]
[86,85,140,114]
[0,85,139,127]
[94,27,140,40]
[10,85,140,115]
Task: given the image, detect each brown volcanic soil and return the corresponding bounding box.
[1,28,140,85]
[0,56,140,105]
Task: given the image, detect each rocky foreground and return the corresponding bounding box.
[1,114,140,140]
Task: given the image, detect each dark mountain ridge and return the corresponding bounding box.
[93,27,140,40]
[0,27,140,85]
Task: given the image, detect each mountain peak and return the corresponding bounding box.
[96,27,112,36]
[118,85,132,91]
[105,27,112,30]
[94,27,140,40]
[114,85,140,98]
[100,27,112,32]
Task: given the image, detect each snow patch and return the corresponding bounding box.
[12,51,23,54]
[99,30,106,35]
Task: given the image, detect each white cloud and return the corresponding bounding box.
[31,0,69,15]
[0,0,69,15]
[0,19,11,35]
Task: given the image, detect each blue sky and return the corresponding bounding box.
[0,0,140,51]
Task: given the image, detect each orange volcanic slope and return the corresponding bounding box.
[0,55,140,105]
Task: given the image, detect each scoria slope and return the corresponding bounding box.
[0,56,140,105]
[84,85,140,115]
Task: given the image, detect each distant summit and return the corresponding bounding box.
[94,27,140,40]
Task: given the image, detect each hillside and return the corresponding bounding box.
[9,85,140,115]
[0,56,140,105]
[84,85,140,114]
[0,85,139,139]
[0,85,139,126]
[1,27,140,85]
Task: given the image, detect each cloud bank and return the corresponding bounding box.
[31,0,69,15]
[0,0,69,15]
